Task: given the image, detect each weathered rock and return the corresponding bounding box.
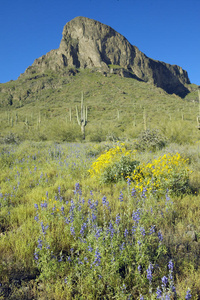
[23,16,190,97]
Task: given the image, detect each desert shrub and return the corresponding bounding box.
[135,129,167,152]
[101,155,139,183]
[88,143,138,183]
[3,132,19,144]
[87,127,107,142]
[132,152,190,195]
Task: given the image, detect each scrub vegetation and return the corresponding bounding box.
[0,69,200,299]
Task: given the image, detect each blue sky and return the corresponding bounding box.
[0,0,199,85]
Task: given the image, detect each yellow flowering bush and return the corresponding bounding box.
[132,153,190,195]
[89,143,139,183]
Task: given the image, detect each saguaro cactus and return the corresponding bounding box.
[76,92,88,140]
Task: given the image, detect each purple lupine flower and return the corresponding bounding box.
[40,202,48,209]
[127,177,131,186]
[88,245,93,252]
[139,295,144,300]
[165,188,170,201]
[69,199,75,213]
[149,225,156,234]
[58,255,63,262]
[132,225,137,235]
[165,295,170,300]
[84,257,88,263]
[185,289,192,300]
[34,251,39,260]
[74,182,82,195]
[77,258,83,265]
[120,242,125,251]
[161,276,168,287]
[41,222,49,235]
[34,214,39,222]
[141,187,147,198]
[156,287,162,299]
[94,228,101,240]
[88,198,92,207]
[107,221,114,238]
[119,191,123,202]
[74,182,80,193]
[168,259,174,271]
[131,187,136,197]
[124,228,129,238]
[65,217,70,224]
[140,227,146,236]
[92,213,97,222]
[115,213,120,226]
[70,226,75,237]
[132,209,140,224]
[37,238,43,250]
[58,186,61,194]
[93,248,101,266]
[146,263,153,282]
[80,223,87,236]
[64,277,67,284]
[102,195,107,206]
[34,204,38,210]
[158,231,163,241]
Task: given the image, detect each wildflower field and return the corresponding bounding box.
[0,140,200,299]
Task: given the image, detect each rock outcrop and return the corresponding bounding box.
[24,16,190,97]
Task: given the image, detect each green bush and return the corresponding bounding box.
[101,155,139,183]
[135,129,167,152]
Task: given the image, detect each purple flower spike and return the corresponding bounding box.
[127,177,131,185]
[124,228,128,238]
[161,275,168,286]
[146,263,153,282]
[102,196,107,205]
[93,248,101,266]
[131,187,136,197]
[115,213,120,226]
[185,289,192,300]
[119,191,123,202]
[158,230,163,241]
[168,259,174,271]
[156,287,162,299]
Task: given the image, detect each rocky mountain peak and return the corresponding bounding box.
[24,16,190,97]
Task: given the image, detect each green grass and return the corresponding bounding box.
[0,140,200,299]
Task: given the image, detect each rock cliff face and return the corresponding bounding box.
[24,16,190,97]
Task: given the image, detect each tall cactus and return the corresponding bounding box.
[76,92,88,140]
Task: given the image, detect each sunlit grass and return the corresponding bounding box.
[0,140,200,299]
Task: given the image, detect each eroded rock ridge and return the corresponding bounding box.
[24,16,190,97]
